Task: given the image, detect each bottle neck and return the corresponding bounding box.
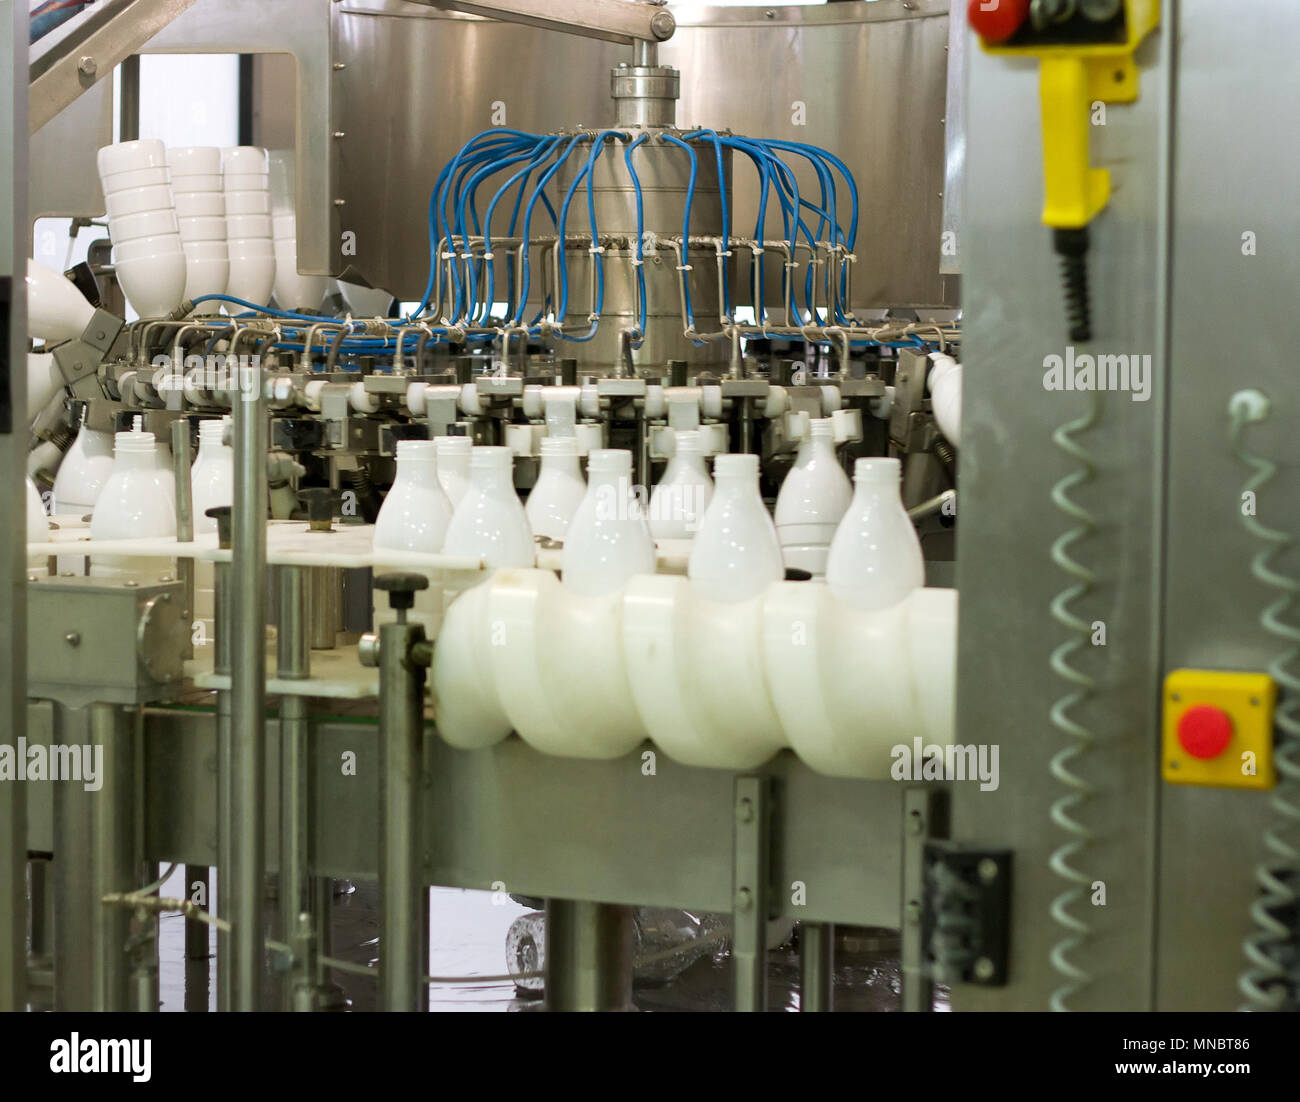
[540,451,581,477]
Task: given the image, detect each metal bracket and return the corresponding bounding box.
[901,786,948,1012]
[731,775,772,1012]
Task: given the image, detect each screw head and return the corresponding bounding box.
[64,632,81,647]
[734,887,753,912]
[650,10,675,37]
[737,797,754,824]
[973,957,995,981]
[78,56,97,77]
[977,858,1000,884]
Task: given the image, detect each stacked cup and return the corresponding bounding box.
[168,146,229,304]
[98,140,187,318]
[269,149,329,311]
[222,147,276,307]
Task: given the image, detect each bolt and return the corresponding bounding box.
[973,957,995,981]
[904,899,922,926]
[737,797,754,824]
[977,858,999,884]
[64,632,81,647]
[123,580,138,587]
[333,62,347,71]
[78,56,97,78]
[734,887,753,912]
[765,9,777,18]
[907,808,925,836]
[332,131,346,139]
[650,10,675,38]
[333,198,345,207]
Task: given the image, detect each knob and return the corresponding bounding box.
[301,487,334,532]
[205,505,233,550]
[968,0,1031,43]
[374,572,429,613]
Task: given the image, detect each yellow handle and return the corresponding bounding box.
[1039,55,1111,230]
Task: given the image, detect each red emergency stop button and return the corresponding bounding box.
[968,0,1031,43]
[1177,704,1234,760]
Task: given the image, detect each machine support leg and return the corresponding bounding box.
[27,857,53,980]
[799,922,835,1012]
[53,703,136,1011]
[230,363,268,1012]
[213,550,234,1011]
[543,900,635,1012]
[731,775,771,1012]
[278,565,311,1010]
[378,619,427,1012]
[901,786,946,1013]
[184,865,209,1012]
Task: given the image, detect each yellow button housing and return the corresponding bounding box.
[1162,669,1276,789]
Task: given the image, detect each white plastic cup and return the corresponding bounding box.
[222,146,269,175]
[167,145,223,177]
[178,215,228,243]
[225,212,272,239]
[182,251,230,301]
[223,172,269,193]
[227,237,274,259]
[169,172,222,193]
[105,184,175,218]
[100,165,170,192]
[112,232,187,263]
[272,213,296,240]
[97,139,167,178]
[110,208,180,243]
[224,190,270,215]
[173,190,226,218]
[114,252,187,318]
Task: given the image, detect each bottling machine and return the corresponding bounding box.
[1,0,1298,1015]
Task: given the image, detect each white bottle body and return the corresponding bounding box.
[373,440,453,553]
[688,453,784,602]
[89,431,178,579]
[648,430,713,540]
[562,449,656,596]
[826,457,925,611]
[442,446,534,568]
[434,436,472,508]
[525,436,587,542]
[52,423,116,516]
[774,418,852,576]
[191,418,234,535]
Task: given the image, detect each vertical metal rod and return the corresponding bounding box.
[0,0,30,1015]
[378,617,426,1012]
[309,567,340,649]
[543,900,634,1011]
[27,858,52,972]
[171,420,195,660]
[53,703,135,1011]
[118,54,140,142]
[731,775,770,1012]
[798,922,834,1012]
[632,38,657,68]
[213,552,233,1011]
[277,565,310,1010]
[230,361,268,1011]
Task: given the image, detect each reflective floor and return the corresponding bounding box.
[33,865,934,1012]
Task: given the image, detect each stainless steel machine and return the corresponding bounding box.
[2,0,1298,1016]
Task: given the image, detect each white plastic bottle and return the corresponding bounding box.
[562,449,656,596]
[774,417,852,576]
[52,421,116,516]
[826,457,925,612]
[89,430,177,579]
[442,446,534,568]
[374,440,453,553]
[525,436,587,542]
[648,429,713,541]
[191,417,234,534]
[688,452,783,602]
[434,435,472,508]
[25,476,51,572]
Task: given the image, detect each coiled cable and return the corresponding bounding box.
[1228,388,1300,1012]
[1046,390,1103,1011]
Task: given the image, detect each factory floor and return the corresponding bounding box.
[31,868,934,1011]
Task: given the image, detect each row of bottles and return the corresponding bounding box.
[373,431,923,609]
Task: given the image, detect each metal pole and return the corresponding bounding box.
[0,0,29,1015]
[230,360,268,1011]
[211,511,234,1012]
[52,703,136,1011]
[119,54,141,142]
[799,923,834,1012]
[731,776,770,1012]
[171,419,195,660]
[277,565,310,1010]
[543,900,635,1011]
[378,608,427,1012]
